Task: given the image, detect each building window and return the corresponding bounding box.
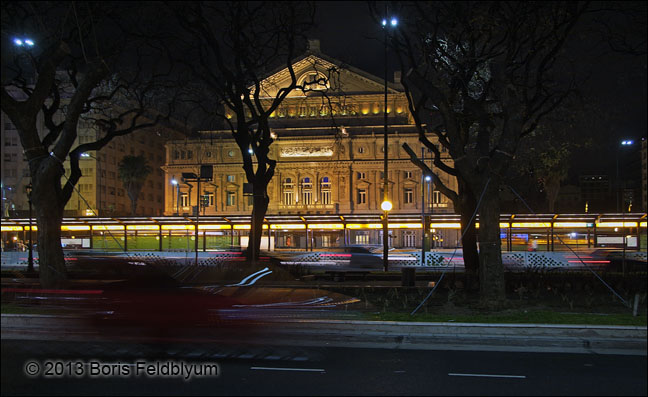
[227,175,235,182]
[227,191,236,206]
[187,150,193,159]
[404,188,413,204]
[228,150,235,157]
[301,177,312,205]
[357,189,366,204]
[320,176,331,205]
[357,172,366,180]
[433,191,442,204]
[201,193,214,208]
[180,193,189,207]
[283,178,294,205]
[405,171,412,179]
[205,151,212,158]
[358,147,365,153]
[404,232,416,247]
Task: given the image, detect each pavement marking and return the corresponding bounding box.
[251,366,325,373]
[448,373,526,379]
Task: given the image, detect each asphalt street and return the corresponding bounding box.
[2,339,646,396]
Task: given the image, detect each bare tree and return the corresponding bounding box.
[389,1,587,305]
[1,2,181,287]
[169,1,316,262]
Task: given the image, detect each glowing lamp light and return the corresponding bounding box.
[171,179,178,185]
[381,200,393,212]
[425,175,432,182]
[391,18,398,27]
[621,140,634,145]
[381,19,387,27]
[13,38,34,47]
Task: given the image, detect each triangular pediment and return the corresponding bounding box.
[254,53,401,99]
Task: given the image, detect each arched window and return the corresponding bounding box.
[320,177,331,205]
[301,177,313,205]
[298,72,329,91]
[283,178,294,205]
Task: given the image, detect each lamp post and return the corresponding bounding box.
[381,15,398,272]
[420,147,428,265]
[26,183,34,273]
[616,140,634,213]
[182,166,212,265]
[81,153,101,216]
[171,178,179,215]
[617,139,634,276]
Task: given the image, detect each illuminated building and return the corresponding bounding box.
[163,40,456,248]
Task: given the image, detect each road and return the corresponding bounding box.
[2,339,646,396]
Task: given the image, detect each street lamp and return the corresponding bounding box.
[171,178,179,215]
[616,139,634,212]
[26,183,34,273]
[81,152,101,216]
[381,13,398,272]
[182,165,213,265]
[13,37,35,47]
[616,139,635,275]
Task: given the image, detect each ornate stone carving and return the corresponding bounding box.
[280,146,333,157]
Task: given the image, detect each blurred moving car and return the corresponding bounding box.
[590,249,647,272]
[2,254,362,334]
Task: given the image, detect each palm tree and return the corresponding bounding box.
[118,155,152,215]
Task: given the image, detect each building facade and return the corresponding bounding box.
[1,95,180,219]
[163,42,457,248]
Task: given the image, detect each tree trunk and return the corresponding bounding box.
[457,179,479,275]
[31,161,69,288]
[247,185,269,264]
[477,179,506,306]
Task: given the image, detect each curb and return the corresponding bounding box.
[2,314,646,355]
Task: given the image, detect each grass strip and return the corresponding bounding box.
[368,310,647,326]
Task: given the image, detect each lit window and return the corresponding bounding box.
[227,175,235,182]
[357,189,366,204]
[227,191,236,206]
[404,188,413,204]
[302,177,313,205]
[320,177,331,205]
[283,178,294,205]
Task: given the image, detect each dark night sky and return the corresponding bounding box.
[312,1,647,185]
